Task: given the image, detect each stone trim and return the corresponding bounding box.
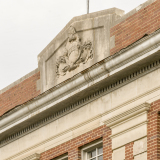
[133,137,147,157]
[22,153,40,160]
[112,146,125,160]
[104,102,150,149]
[38,8,124,59]
[0,58,159,147]
[111,121,148,139]
[105,103,150,128]
[104,102,150,139]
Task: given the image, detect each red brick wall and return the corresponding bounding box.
[110,0,160,55]
[0,72,40,116]
[125,142,134,160]
[123,99,160,160]
[40,125,112,160]
[147,99,160,160]
[40,98,160,160]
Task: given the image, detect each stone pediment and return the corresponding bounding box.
[38,8,124,92]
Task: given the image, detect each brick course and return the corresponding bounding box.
[125,142,134,160]
[147,99,160,160]
[40,125,111,160]
[110,0,160,55]
[0,72,40,116]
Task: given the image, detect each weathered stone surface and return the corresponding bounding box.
[134,152,147,160]
[56,26,93,77]
[22,153,40,160]
[112,119,147,149]
[38,8,124,92]
[112,147,125,160]
[133,137,147,156]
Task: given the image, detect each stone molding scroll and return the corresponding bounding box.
[56,26,93,77]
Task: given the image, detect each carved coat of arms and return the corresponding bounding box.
[56,26,93,77]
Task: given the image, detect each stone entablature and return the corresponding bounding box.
[1,28,160,147]
[0,57,160,148]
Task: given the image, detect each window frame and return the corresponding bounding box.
[81,139,103,160]
[51,153,68,160]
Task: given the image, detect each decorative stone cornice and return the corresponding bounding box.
[104,102,150,149]
[104,103,150,128]
[0,29,160,148]
[0,57,159,147]
[22,153,40,160]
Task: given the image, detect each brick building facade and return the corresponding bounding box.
[0,0,160,160]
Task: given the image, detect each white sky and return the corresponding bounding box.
[0,0,147,90]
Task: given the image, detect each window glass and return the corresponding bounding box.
[88,149,96,158]
[98,147,103,155]
[98,155,103,160]
[87,146,103,160]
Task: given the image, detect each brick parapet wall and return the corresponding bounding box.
[110,0,160,55]
[0,72,40,116]
[40,125,112,160]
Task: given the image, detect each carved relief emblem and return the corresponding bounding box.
[56,26,93,77]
